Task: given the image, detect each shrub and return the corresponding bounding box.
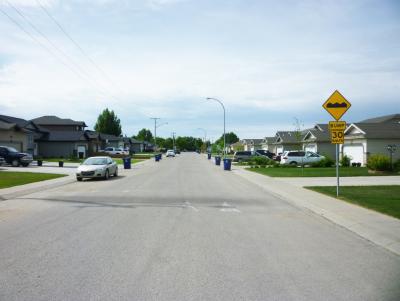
[311,156,335,167]
[393,159,400,172]
[340,155,351,167]
[252,156,270,166]
[367,154,391,171]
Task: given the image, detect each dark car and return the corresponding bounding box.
[255,149,275,159]
[0,146,33,167]
[0,156,5,166]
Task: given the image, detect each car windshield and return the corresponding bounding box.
[5,146,18,152]
[82,158,108,165]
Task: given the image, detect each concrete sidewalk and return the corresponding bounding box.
[232,167,400,256]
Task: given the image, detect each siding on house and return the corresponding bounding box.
[38,141,89,158]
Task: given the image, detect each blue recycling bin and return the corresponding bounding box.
[223,158,232,171]
[215,156,221,166]
[207,153,211,160]
[123,157,131,169]
[155,154,160,162]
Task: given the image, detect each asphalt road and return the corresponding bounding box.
[1,153,399,301]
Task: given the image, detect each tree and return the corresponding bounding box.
[135,128,153,142]
[94,108,122,136]
[215,132,239,147]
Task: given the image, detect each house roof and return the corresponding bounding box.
[359,113,400,124]
[0,120,17,130]
[0,114,29,128]
[99,133,122,141]
[241,139,263,145]
[84,130,100,139]
[40,131,87,142]
[345,123,400,139]
[274,131,305,144]
[303,124,330,142]
[31,115,87,127]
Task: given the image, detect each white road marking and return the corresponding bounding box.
[183,201,199,212]
[220,202,241,213]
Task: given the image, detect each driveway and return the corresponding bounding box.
[0,153,399,301]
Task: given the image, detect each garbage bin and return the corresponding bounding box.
[215,156,221,166]
[58,161,64,167]
[207,153,211,160]
[123,157,131,169]
[37,160,43,166]
[223,158,232,171]
[155,154,160,162]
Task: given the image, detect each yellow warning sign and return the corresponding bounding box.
[330,130,344,144]
[323,90,351,121]
[329,121,347,131]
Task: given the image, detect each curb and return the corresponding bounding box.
[232,167,400,256]
[0,176,76,201]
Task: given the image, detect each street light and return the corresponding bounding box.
[196,128,207,143]
[150,118,168,152]
[206,97,226,158]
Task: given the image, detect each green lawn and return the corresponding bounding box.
[306,185,400,219]
[0,171,67,189]
[249,167,398,177]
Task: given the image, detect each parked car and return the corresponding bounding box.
[255,149,275,159]
[0,146,33,167]
[233,151,255,162]
[175,149,181,154]
[103,147,128,155]
[76,156,118,181]
[280,150,325,166]
[166,150,175,157]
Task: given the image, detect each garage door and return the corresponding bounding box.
[304,144,316,153]
[343,144,364,165]
[276,146,283,154]
[0,141,22,151]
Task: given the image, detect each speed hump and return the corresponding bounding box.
[329,121,346,144]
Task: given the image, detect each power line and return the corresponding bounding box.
[4,0,115,99]
[35,0,124,94]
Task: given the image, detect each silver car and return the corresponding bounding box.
[76,156,118,181]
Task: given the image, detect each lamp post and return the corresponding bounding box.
[206,97,226,158]
[150,118,167,152]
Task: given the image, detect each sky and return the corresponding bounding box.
[0,0,399,141]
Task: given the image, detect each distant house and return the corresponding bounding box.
[229,141,244,153]
[0,115,44,155]
[127,137,145,153]
[32,115,89,158]
[272,131,303,154]
[342,119,400,166]
[99,133,124,149]
[302,124,336,158]
[241,139,263,151]
[260,137,276,153]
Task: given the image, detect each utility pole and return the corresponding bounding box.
[150,117,160,152]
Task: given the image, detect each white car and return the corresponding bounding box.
[166,150,175,157]
[76,156,118,181]
[280,151,325,166]
[103,147,129,155]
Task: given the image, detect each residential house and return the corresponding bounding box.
[241,139,263,151]
[272,131,303,154]
[32,115,89,158]
[342,116,400,166]
[126,137,146,153]
[302,124,336,158]
[260,137,276,153]
[99,133,124,150]
[228,141,244,153]
[0,114,45,155]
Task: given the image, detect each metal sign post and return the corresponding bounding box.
[323,91,351,197]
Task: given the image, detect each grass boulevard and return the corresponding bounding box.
[0,171,67,189]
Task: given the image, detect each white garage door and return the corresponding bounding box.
[305,144,316,153]
[343,144,364,165]
[276,146,283,154]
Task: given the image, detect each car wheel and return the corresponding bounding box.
[104,169,109,180]
[290,161,297,166]
[21,163,29,167]
[11,159,20,167]
[114,168,118,177]
[77,177,82,181]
